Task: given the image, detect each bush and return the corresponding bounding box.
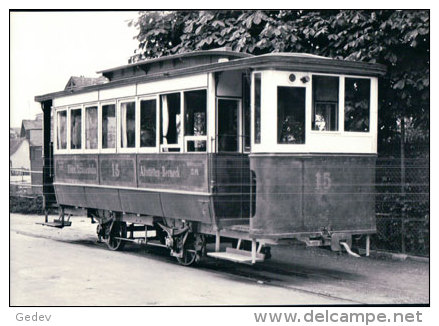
[9,196,44,215]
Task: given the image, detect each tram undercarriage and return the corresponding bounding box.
[40,205,369,266]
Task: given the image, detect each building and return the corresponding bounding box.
[10,115,43,195]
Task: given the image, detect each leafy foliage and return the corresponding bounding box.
[129,10,430,256]
[129,10,429,147]
[10,195,44,215]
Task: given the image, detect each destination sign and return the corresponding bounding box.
[55,156,98,183]
[137,156,207,192]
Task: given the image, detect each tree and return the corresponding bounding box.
[129,10,430,152]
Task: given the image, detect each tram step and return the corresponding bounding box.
[207,247,265,263]
[36,220,72,228]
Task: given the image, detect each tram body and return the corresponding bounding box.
[35,49,386,264]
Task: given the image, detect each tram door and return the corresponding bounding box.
[217,98,241,152]
[214,98,249,219]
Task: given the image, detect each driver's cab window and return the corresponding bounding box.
[312,75,339,131]
[277,87,306,144]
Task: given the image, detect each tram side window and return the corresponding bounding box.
[70,108,82,149]
[102,104,116,149]
[140,99,157,147]
[56,110,67,150]
[160,93,181,152]
[254,73,261,144]
[120,101,136,148]
[243,73,251,151]
[312,75,339,131]
[344,78,371,132]
[85,106,98,149]
[184,90,206,152]
[277,87,306,144]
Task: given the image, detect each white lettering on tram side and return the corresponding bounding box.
[139,165,161,177]
[161,166,180,178]
[139,165,181,178]
[316,171,332,191]
[67,164,97,175]
[111,162,120,177]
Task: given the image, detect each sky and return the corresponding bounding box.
[10,11,139,127]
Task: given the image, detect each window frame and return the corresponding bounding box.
[276,85,307,145]
[183,88,208,153]
[159,91,183,153]
[252,72,262,145]
[242,72,252,153]
[54,107,69,154]
[137,95,159,153]
[310,74,341,134]
[309,73,345,134]
[100,101,117,153]
[83,102,99,153]
[117,98,137,153]
[216,97,243,153]
[343,76,372,134]
[68,105,84,153]
[51,86,213,155]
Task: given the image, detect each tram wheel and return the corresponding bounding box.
[176,248,197,266]
[107,221,127,251]
[176,233,204,266]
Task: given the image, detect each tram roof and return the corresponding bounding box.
[35,49,386,103]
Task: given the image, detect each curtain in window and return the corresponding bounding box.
[121,103,128,148]
[71,110,82,149]
[57,111,66,149]
[86,107,98,149]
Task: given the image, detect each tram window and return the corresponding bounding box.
[140,99,157,147]
[243,74,251,151]
[70,108,82,149]
[120,101,136,148]
[184,90,206,137]
[160,93,181,148]
[187,140,207,152]
[312,75,339,131]
[254,73,261,144]
[85,106,98,149]
[102,104,116,149]
[344,78,371,132]
[56,110,67,149]
[277,87,306,144]
[184,90,207,152]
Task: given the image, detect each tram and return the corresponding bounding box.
[35,48,386,265]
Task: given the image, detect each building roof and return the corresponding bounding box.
[20,119,42,138]
[10,138,26,156]
[20,118,43,146]
[64,76,109,91]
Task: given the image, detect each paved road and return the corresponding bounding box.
[10,214,429,306]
